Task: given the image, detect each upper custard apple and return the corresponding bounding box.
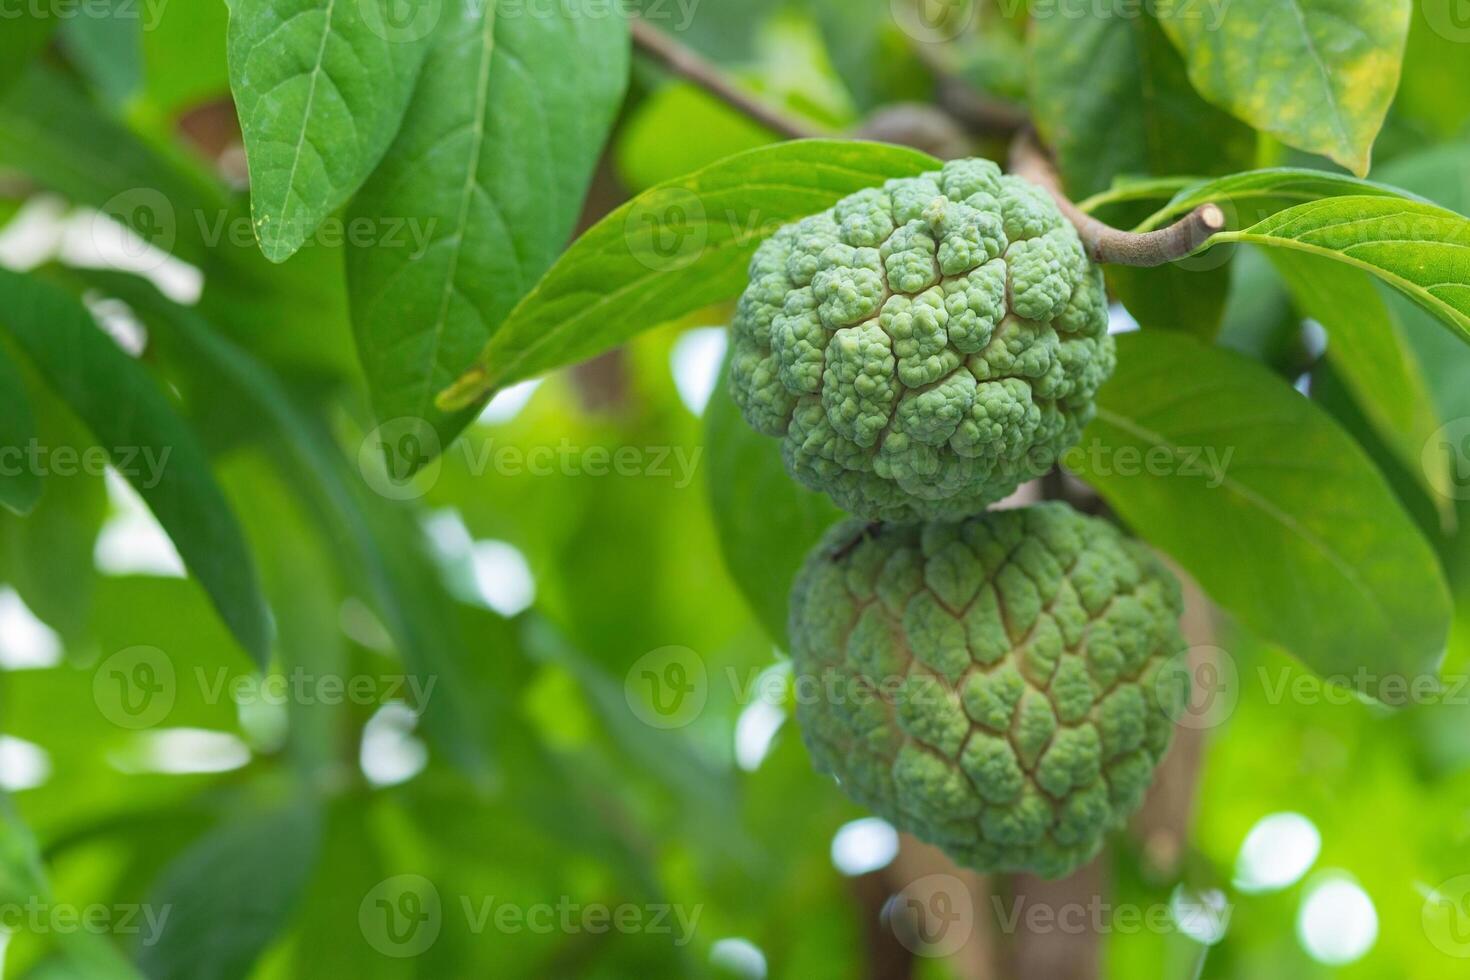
[729,158,1115,523]
[788,503,1186,878]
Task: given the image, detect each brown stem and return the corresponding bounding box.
[629,18,823,141]
[1008,129,1224,268]
[908,41,1029,138]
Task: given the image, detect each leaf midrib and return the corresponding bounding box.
[273,0,337,252]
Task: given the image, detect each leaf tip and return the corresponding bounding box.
[436,366,493,414]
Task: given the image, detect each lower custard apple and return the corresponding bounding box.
[787,502,1187,878]
[729,157,1115,523]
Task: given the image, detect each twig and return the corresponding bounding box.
[629,19,823,141]
[909,41,1028,138]
[1009,129,1225,268]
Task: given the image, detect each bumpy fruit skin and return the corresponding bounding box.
[788,503,1186,878]
[729,158,1115,523]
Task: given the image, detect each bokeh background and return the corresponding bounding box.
[1,1,1470,978]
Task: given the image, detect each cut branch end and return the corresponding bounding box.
[1009,129,1226,268]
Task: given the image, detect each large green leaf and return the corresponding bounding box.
[1155,0,1412,175]
[1136,168,1417,232]
[136,802,320,980]
[1071,331,1451,694]
[1210,196,1470,344]
[227,0,434,262]
[346,0,629,471]
[445,140,940,411]
[704,369,841,648]
[1262,250,1447,511]
[0,342,40,515]
[1028,8,1251,200]
[0,270,271,666]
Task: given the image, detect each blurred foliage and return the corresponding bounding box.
[0,2,1466,979]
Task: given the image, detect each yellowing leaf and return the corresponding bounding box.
[1155,0,1412,175]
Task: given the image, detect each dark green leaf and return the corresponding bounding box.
[1070,331,1451,695]
[136,802,320,980]
[346,0,629,469]
[448,140,940,410]
[59,2,143,106]
[0,342,41,515]
[704,368,841,647]
[0,270,271,666]
[1029,9,1251,199]
[226,0,434,261]
[1262,249,1447,509]
[0,10,55,95]
[1155,0,1412,175]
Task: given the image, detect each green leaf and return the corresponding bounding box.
[346,0,629,469]
[0,270,271,666]
[1136,168,1418,232]
[1107,260,1232,340]
[1070,331,1451,694]
[226,0,434,262]
[59,1,143,107]
[0,342,41,515]
[136,801,320,980]
[447,139,940,410]
[1154,0,1412,175]
[0,10,55,95]
[1210,196,1470,344]
[1262,250,1448,513]
[1028,9,1251,199]
[704,368,841,647]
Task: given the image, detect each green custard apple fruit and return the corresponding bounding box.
[788,503,1187,878]
[729,158,1115,523]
